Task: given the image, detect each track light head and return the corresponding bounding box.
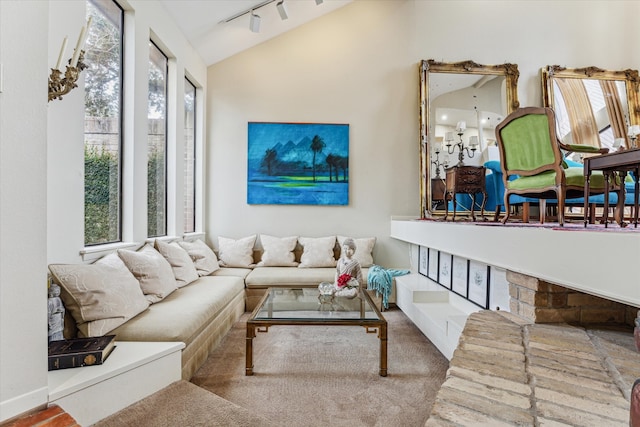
[315,0,323,4]
[249,11,261,33]
[276,0,288,20]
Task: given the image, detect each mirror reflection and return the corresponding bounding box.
[541,65,640,163]
[419,60,520,217]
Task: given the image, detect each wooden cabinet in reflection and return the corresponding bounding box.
[444,166,487,222]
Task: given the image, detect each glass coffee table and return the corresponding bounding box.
[246,287,388,376]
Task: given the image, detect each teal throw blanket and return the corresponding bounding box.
[367,265,410,309]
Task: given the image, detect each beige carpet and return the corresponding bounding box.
[93,308,448,427]
[191,308,448,427]
[93,380,275,427]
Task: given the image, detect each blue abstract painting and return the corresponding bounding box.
[247,122,349,205]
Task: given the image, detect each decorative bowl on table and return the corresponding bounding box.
[318,282,335,296]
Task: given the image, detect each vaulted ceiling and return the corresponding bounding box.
[158,0,352,66]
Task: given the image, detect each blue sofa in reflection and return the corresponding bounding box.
[483,159,637,222]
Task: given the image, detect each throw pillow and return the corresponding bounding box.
[94,250,130,271]
[257,234,299,267]
[298,236,337,268]
[154,239,199,287]
[218,235,257,268]
[118,245,178,303]
[49,258,149,337]
[177,239,220,276]
[338,236,376,267]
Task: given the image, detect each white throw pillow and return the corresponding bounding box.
[218,235,257,268]
[154,240,200,287]
[49,257,149,337]
[118,245,178,303]
[257,235,299,267]
[177,239,220,276]
[338,236,376,267]
[95,251,130,271]
[298,236,337,268]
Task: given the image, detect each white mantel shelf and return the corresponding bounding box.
[391,218,640,308]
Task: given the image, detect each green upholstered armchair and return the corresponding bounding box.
[494,107,609,226]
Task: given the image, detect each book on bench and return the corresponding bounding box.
[48,334,116,371]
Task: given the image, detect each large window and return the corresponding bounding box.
[184,78,196,233]
[84,0,123,245]
[148,41,168,238]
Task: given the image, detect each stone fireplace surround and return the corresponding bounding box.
[425,271,639,426]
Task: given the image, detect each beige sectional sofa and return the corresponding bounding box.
[48,234,393,380]
[49,239,247,380]
[211,234,392,311]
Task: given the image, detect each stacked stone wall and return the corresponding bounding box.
[507,270,637,326]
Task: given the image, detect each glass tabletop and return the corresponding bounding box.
[251,288,384,322]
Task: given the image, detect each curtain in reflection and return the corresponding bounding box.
[600,80,629,147]
[555,78,600,149]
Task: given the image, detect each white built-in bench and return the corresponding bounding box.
[394,273,480,359]
[48,341,184,426]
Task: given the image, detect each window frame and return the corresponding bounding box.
[147,39,169,238]
[83,0,125,247]
[183,76,197,234]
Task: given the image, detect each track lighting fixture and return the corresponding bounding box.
[220,0,324,32]
[276,0,288,20]
[249,10,261,33]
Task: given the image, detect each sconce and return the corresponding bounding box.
[445,122,478,166]
[48,18,92,102]
[48,52,87,102]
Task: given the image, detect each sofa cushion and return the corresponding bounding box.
[49,257,150,337]
[298,236,337,268]
[211,267,253,280]
[218,235,257,268]
[108,276,244,346]
[337,236,376,268]
[177,239,220,276]
[154,240,199,287]
[257,234,298,267]
[245,267,336,288]
[118,245,178,303]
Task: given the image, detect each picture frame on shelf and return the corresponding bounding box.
[468,259,490,308]
[489,266,509,311]
[427,248,438,281]
[418,246,428,277]
[438,252,452,289]
[451,255,468,297]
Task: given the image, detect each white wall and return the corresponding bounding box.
[0,1,50,421]
[207,1,418,268]
[414,0,640,104]
[206,0,640,268]
[1,0,207,422]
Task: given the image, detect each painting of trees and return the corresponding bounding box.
[247,122,349,205]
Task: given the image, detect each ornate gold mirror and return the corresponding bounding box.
[419,60,520,217]
[541,65,640,162]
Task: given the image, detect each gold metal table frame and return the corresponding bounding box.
[246,288,388,377]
